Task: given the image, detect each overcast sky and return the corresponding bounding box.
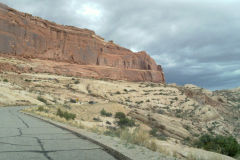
[1,0,240,90]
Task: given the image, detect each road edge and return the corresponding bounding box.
[22,111,132,160]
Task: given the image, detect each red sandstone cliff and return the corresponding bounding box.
[0,3,165,83]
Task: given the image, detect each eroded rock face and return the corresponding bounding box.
[0,3,165,83]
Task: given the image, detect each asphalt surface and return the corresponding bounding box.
[0,107,117,160]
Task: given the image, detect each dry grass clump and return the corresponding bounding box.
[119,128,157,151]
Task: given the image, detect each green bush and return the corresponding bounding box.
[115,112,135,127]
[3,79,8,82]
[37,106,44,112]
[150,128,158,137]
[118,117,135,127]
[115,112,126,119]
[100,109,112,117]
[57,108,63,117]
[74,80,80,84]
[25,79,31,82]
[37,96,47,104]
[57,108,76,120]
[37,106,48,113]
[195,134,240,157]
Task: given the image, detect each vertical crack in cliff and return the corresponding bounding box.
[62,31,67,54]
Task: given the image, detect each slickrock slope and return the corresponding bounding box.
[0,69,239,160]
[0,3,165,83]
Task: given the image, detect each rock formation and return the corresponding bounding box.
[0,3,165,83]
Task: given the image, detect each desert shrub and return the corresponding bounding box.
[193,133,200,137]
[37,96,47,104]
[150,128,158,137]
[3,79,8,82]
[37,106,44,112]
[88,101,96,104]
[74,80,80,84]
[207,126,214,132]
[118,117,135,127]
[57,108,76,120]
[70,98,76,103]
[183,137,191,144]
[157,109,165,114]
[57,108,64,117]
[176,114,182,118]
[115,91,121,94]
[157,134,168,141]
[218,97,224,103]
[37,106,48,112]
[106,121,111,125]
[115,112,135,127]
[125,99,132,102]
[115,112,126,119]
[93,117,101,122]
[100,109,112,117]
[195,134,240,157]
[149,128,167,140]
[25,79,31,82]
[135,101,143,104]
[183,124,190,131]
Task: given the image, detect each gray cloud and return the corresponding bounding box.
[1,0,240,90]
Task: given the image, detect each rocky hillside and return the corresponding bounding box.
[88,82,240,144]
[0,56,239,159]
[0,3,164,83]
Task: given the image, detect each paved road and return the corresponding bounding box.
[0,107,116,160]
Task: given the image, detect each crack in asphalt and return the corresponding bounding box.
[17,128,23,136]
[0,107,117,160]
[8,109,29,128]
[16,115,30,128]
[0,128,22,139]
[35,137,53,160]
